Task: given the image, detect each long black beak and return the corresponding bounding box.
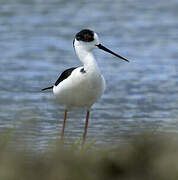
[96,44,129,62]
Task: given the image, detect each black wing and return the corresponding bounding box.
[55,67,77,86]
[42,67,77,91]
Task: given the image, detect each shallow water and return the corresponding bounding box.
[0,0,178,150]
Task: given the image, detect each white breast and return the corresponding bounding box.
[53,67,105,109]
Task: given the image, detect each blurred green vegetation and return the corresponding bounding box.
[0,129,178,180]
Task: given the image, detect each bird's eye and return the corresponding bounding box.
[84,34,93,42]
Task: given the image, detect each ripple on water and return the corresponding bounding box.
[0,0,178,151]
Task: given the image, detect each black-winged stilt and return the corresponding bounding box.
[42,29,129,145]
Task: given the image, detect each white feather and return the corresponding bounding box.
[53,32,105,109]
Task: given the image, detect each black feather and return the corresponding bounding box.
[41,86,53,91]
[75,29,94,42]
[41,67,77,91]
[55,67,77,86]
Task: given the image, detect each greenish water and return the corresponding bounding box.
[0,0,178,151]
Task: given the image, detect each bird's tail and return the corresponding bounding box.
[41,86,53,91]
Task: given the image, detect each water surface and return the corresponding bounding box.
[0,0,178,151]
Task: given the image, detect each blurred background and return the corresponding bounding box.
[0,0,177,151]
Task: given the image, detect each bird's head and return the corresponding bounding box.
[73,29,129,62]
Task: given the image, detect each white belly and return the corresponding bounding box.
[53,68,105,109]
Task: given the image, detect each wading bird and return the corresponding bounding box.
[42,29,129,145]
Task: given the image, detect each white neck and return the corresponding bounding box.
[75,46,100,72]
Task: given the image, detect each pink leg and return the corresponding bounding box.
[82,110,90,146]
[61,109,67,142]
